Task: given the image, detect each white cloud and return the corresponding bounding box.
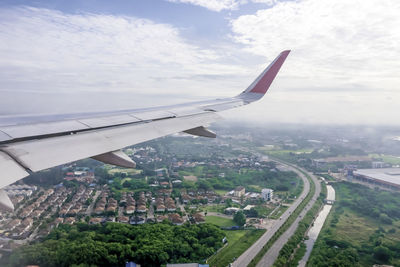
[166,0,245,12]
[250,0,277,5]
[231,0,400,91]
[0,7,248,100]
[1,3,399,125]
[228,0,400,124]
[165,0,279,11]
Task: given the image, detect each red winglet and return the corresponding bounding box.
[245,50,290,95]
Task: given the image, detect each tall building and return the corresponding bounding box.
[234,186,245,197]
[261,188,273,201]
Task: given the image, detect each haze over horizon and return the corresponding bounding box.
[0,0,399,125]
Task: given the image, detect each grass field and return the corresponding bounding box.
[215,189,229,196]
[269,205,289,219]
[108,168,142,176]
[208,229,266,267]
[254,205,274,217]
[205,215,236,227]
[308,182,400,266]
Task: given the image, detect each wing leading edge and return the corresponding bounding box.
[0,50,290,211]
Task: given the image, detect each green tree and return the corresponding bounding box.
[234,211,246,226]
[374,246,391,262]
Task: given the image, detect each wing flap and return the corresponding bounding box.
[0,151,29,188]
[78,114,140,128]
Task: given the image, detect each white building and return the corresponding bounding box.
[261,188,273,201]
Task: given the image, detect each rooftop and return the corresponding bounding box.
[353,168,400,186]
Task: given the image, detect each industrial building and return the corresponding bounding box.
[352,168,400,190]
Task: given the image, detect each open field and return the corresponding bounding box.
[215,189,228,196]
[183,175,198,182]
[208,229,266,267]
[205,215,236,227]
[254,205,274,217]
[369,153,400,165]
[269,205,289,219]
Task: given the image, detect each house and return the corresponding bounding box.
[22,218,33,228]
[156,204,166,212]
[94,206,105,214]
[168,213,184,225]
[192,213,205,224]
[225,207,240,215]
[182,194,192,204]
[137,205,147,213]
[7,219,21,231]
[125,205,135,214]
[118,216,129,223]
[165,198,176,212]
[107,204,117,213]
[160,182,169,188]
[234,186,245,197]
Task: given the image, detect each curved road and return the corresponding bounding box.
[233,161,313,267]
[256,164,321,267]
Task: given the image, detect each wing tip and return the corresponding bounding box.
[239,49,291,99]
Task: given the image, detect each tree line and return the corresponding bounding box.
[6,222,225,267]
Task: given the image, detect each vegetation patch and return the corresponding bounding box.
[308,182,400,267]
[208,229,266,267]
[5,222,225,267]
[270,205,289,219]
[205,215,237,228]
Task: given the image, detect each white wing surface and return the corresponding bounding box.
[0,50,290,211]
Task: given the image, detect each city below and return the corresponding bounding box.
[1,124,400,267]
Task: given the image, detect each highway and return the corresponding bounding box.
[256,166,321,267]
[233,161,314,267]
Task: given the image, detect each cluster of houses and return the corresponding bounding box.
[121,193,137,214]
[155,196,176,212]
[181,189,219,205]
[59,185,93,217]
[4,184,37,199]
[1,188,55,238]
[64,170,95,184]
[94,190,117,215]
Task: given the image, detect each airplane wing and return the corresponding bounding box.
[0,50,290,211]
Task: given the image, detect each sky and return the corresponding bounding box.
[0,0,399,125]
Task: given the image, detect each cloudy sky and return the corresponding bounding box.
[0,0,399,125]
